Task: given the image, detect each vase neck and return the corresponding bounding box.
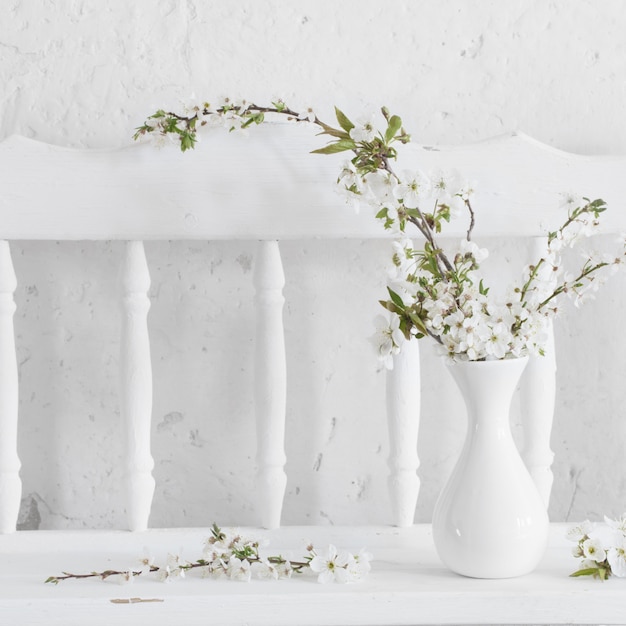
[446,358,529,428]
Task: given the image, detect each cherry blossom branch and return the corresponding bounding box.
[46,566,159,584]
[133,99,624,364]
[465,198,476,241]
[537,260,610,310]
[46,524,371,585]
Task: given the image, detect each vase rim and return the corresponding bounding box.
[445,355,529,367]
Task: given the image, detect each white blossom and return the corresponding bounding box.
[159,563,185,583]
[458,179,477,200]
[589,519,624,550]
[429,169,466,216]
[548,231,565,253]
[605,513,626,534]
[309,545,351,584]
[226,557,252,582]
[559,191,585,211]
[371,314,404,369]
[458,238,489,264]
[145,116,163,130]
[336,161,364,212]
[364,170,398,203]
[393,170,431,209]
[251,559,279,580]
[349,114,377,143]
[607,538,626,577]
[484,323,511,360]
[216,95,234,109]
[347,549,373,581]
[220,109,245,132]
[389,239,416,279]
[429,168,459,197]
[182,97,209,119]
[275,560,293,579]
[157,553,187,582]
[298,106,316,123]
[138,550,155,575]
[152,131,180,149]
[582,538,606,563]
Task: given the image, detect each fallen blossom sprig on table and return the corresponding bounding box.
[45,523,372,585]
[567,514,626,580]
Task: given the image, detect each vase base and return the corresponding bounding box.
[446,563,543,579]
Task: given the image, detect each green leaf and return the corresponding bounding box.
[379,300,402,315]
[180,132,196,152]
[589,197,605,208]
[132,125,150,141]
[570,567,605,578]
[316,120,350,140]
[335,107,355,133]
[436,203,451,223]
[387,287,405,310]
[311,139,356,155]
[406,309,429,336]
[399,318,412,340]
[211,522,225,541]
[385,115,402,143]
[317,128,350,140]
[164,117,180,133]
[241,115,256,129]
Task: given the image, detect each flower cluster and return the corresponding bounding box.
[567,515,626,580]
[372,194,623,365]
[134,99,626,365]
[45,523,371,585]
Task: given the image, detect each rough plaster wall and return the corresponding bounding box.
[1,0,626,529]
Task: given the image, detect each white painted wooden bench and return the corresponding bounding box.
[1,124,625,624]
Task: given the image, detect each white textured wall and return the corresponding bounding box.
[2,0,626,529]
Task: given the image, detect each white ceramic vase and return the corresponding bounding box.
[432,356,549,578]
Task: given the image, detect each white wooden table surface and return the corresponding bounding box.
[1,523,624,626]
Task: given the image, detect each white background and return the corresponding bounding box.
[1,0,625,529]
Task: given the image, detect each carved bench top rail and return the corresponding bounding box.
[1,126,625,240]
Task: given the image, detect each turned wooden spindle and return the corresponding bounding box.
[120,241,155,531]
[520,236,556,508]
[0,241,21,534]
[253,240,287,529]
[387,337,421,527]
